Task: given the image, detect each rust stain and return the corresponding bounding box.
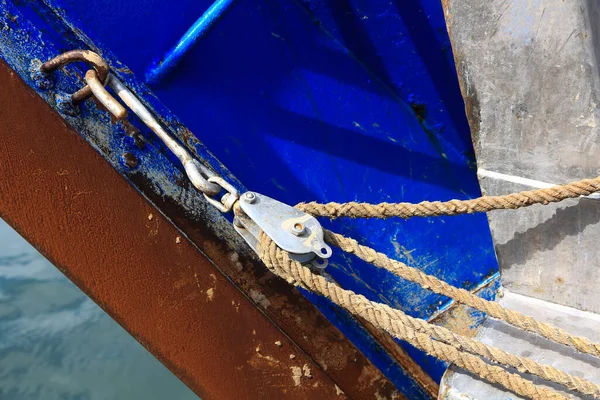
[356,317,434,399]
[0,59,348,400]
[440,0,451,16]
[432,304,479,338]
[188,238,399,398]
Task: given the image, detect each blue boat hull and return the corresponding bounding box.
[0,0,500,397]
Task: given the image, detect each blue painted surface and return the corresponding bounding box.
[145,0,239,85]
[0,0,501,397]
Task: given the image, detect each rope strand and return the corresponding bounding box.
[263,174,600,397]
[297,176,600,219]
[323,229,600,360]
[258,232,571,400]
[321,231,600,397]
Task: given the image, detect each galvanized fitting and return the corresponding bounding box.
[243,192,256,204]
[85,70,127,120]
[290,222,306,236]
[203,176,240,213]
[233,192,332,269]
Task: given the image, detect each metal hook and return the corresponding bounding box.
[107,75,222,196]
[85,70,128,120]
[42,50,222,199]
[40,50,109,105]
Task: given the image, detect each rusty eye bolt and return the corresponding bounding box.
[40,49,109,104]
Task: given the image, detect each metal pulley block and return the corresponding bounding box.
[233,192,332,269]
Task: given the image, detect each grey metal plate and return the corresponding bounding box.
[238,192,332,259]
[439,291,600,400]
[444,0,600,312]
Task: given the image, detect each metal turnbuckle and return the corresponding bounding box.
[233,192,332,269]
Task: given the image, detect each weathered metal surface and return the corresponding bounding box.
[444,0,600,312]
[0,3,410,398]
[42,0,501,387]
[85,70,128,119]
[440,291,600,399]
[39,49,109,104]
[0,1,456,397]
[0,58,356,399]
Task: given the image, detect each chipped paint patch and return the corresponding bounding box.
[302,363,312,378]
[229,251,243,271]
[249,288,271,309]
[206,288,214,302]
[204,273,217,301]
[290,366,303,386]
[358,363,381,391]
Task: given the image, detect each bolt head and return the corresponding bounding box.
[233,217,244,228]
[291,222,306,236]
[123,152,138,168]
[243,192,256,204]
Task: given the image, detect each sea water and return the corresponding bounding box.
[0,219,197,400]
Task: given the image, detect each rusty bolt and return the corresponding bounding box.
[123,152,138,168]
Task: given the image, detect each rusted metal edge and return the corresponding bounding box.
[357,316,440,398]
[0,58,349,399]
[0,54,414,399]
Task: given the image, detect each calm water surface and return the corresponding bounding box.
[0,219,198,400]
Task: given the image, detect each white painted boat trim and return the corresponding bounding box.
[477,168,600,200]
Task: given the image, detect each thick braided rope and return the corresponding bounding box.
[323,229,600,397]
[324,229,600,360]
[258,232,568,400]
[297,176,600,219]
